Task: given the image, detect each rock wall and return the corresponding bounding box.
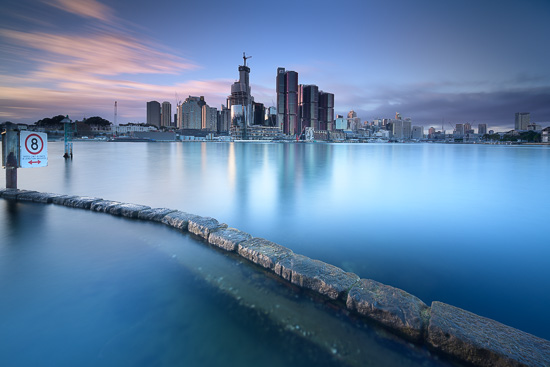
[2,188,549,367]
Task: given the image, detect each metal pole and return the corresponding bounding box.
[2,123,19,189]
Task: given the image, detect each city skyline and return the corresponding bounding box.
[1,0,549,130]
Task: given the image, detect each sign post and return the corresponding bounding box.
[1,123,20,189]
[20,131,48,168]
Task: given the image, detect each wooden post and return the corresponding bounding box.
[2,123,19,189]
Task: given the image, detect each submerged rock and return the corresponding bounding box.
[137,208,177,222]
[15,191,63,203]
[427,301,550,367]
[90,200,122,213]
[208,228,253,252]
[188,216,226,239]
[161,211,197,231]
[346,279,428,341]
[237,238,294,271]
[1,189,37,200]
[276,254,360,301]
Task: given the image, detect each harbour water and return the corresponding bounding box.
[1,141,549,364]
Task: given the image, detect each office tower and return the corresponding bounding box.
[202,104,217,131]
[464,122,474,134]
[146,101,161,127]
[515,112,530,131]
[181,96,205,129]
[265,107,277,127]
[228,54,254,132]
[161,101,171,127]
[478,123,487,135]
[217,105,230,132]
[412,126,424,140]
[298,84,319,132]
[276,67,299,135]
[253,102,265,125]
[428,127,436,138]
[347,110,361,131]
[318,91,334,130]
[392,119,403,139]
[455,123,464,136]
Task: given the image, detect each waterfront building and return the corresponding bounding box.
[318,91,334,131]
[515,112,530,131]
[428,127,436,138]
[347,110,361,132]
[253,102,265,125]
[217,105,230,132]
[228,54,255,138]
[334,116,347,130]
[542,127,550,143]
[411,126,424,140]
[181,96,205,130]
[478,123,487,135]
[161,101,171,127]
[464,122,474,134]
[146,101,161,127]
[454,123,465,136]
[298,84,319,132]
[392,118,411,139]
[265,107,277,127]
[202,105,218,131]
[527,123,542,131]
[276,67,299,135]
[115,123,156,134]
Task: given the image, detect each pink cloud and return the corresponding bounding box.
[43,0,112,22]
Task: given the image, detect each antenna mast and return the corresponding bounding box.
[114,101,117,125]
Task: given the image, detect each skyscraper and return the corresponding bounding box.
[161,101,171,127]
[276,67,298,135]
[318,91,334,130]
[298,84,319,132]
[478,123,487,135]
[181,96,205,129]
[228,54,254,134]
[146,101,161,127]
[515,112,530,131]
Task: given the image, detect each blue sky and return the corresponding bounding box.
[1,0,549,130]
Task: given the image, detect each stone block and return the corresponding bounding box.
[427,301,550,367]
[52,195,79,205]
[16,191,48,202]
[90,200,122,213]
[2,189,37,200]
[208,228,253,252]
[108,203,151,218]
[188,216,226,239]
[237,238,293,271]
[161,211,197,231]
[275,254,360,301]
[137,208,177,222]
[63,196,103,209]
[346,279,428,340]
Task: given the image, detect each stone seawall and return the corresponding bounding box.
[2,188,549,367]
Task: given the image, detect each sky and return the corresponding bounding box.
[1,0,549,131]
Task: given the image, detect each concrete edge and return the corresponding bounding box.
[3,188,549,367]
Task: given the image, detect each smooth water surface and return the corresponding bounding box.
[6,141,550,340]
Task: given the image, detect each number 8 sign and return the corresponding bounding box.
[20,131,48,168]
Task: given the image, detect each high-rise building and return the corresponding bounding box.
[202,105,217,131]
[428,127,436,139]
[146,101,161,127]
[515,112,530,131]
[392,118,412,139]
[228,54,254,134]
[298,84,319,132]
[454,123,465,136]
[161,101,171,127]
[318,91,334,130]
[411,126,424,140]
[217,105,230,132]
[276,67,299,135]
[265,107,277,127]
[181,96,205,129]
[478,123,487,135]
[347,110,361,131]
[253,102,265,125]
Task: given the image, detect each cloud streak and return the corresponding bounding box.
[44,0,113,22]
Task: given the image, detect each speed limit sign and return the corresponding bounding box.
[20,131,48,168]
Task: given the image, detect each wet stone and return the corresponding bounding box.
[237,238,294,271]
[137,208,177,222]
[188,216,227,239]
[427,301,550,367]
[16,191,53,203]
[346,279,428,341]
[276,254,360,301]
[161,211,197,231]
[63,196,103,209]
[108,203,151,218]
[90,200,122,213]
[51,195,80,205]
[208,228,253,252]
[2,189,37,200]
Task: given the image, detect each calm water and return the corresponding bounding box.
[2,141,549,342]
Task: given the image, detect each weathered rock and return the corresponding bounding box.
[346,279,428,340]
[188,216,227,239]
[237,238,294,271]
[20,192,64,203]
[0,188,11,197]
[52,195,80,205]
[16,191,52,203]
[275,254,360,301]
[137,208,177,222]
[161,211,197,231]
[90,200,122,213]
[63,196,103,209]
[208,227,253,252]
[108,203,151,218]
[1,189,37,200]
[427,301,550,367]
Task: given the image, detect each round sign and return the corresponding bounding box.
[25,133,44,155]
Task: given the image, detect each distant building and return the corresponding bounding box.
[276,67,299,135]
[411,126,424,140]
[265,107,277,127]
[454,123,465,136]
[428,127,436,138]
[202,105,217,131]
[478,123,487,135]
[392,118,411,139]
[515,112,530,131]
[334,116,347,130]
[217,105,230,132]
[298,84,319,132]
[253,102,265,125]
[181,96,205,130]
[146,101,161,127]
[228,54,254,132]
[318,91,334,130]
[161,101,171,127]
[542,127,549,143]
